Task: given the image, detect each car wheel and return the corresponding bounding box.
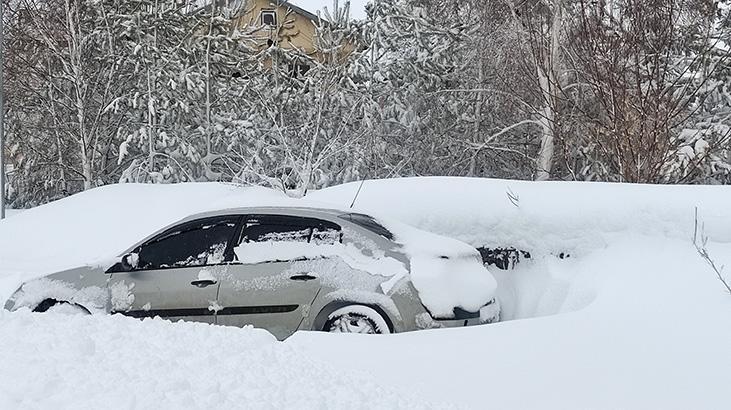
[323,305,391,334]
[33,299,91,315]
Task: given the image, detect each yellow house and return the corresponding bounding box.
[201,0,354,69]
[233,0,323,57]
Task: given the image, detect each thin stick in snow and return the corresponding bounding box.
[693,207,731,295]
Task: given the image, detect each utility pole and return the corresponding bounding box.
[0,0,5,220]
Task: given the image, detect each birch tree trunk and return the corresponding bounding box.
[64,0,93,189]
[534,3,562,181]
[469,47,485,177]
[535,68,556,181]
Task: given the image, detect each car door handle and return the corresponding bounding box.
[289,274,317,282]
[191,279,217,288]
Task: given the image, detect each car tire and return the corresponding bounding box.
[323,305,391,334]
[33,299,91,315]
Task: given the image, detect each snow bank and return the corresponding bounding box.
[289,237,731,409]
[3,209,21,218]
[298,178,731,408]
[311,177,731,253]
[0,310,444,409]
[2,178,731,409]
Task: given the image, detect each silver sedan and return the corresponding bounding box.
[4,207,499,339]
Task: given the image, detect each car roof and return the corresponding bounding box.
[181,206,349,221]
[120,205,390,255]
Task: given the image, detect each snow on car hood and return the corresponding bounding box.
[376,217,497,316]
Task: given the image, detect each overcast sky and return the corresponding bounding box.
[289,0,369,20]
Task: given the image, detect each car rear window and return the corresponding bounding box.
[338,213,394,240]
[240,215,342,245]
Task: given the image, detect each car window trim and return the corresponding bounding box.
[131,215,244,272]
[233,214,343,263]
[238,214,342,245]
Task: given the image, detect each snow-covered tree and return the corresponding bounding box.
[222,0,368,196]
[113,0,259,183]
[355,0,469,178]
[567,0,731,183]
[4,0,134,204]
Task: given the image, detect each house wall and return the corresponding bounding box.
[233,0,320,57]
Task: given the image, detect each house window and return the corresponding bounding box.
[261,9,277,26]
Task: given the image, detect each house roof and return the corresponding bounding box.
[279,1,321,23]
[193,0,323,24]
[289,1,368,20]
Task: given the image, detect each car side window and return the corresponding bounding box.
[235,215,342,262]
[137,216,240,270]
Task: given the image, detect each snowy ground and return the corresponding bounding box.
[0,309,449,409]
[1,178,730,409]
[291,237,731,409]
[2,209,20,218]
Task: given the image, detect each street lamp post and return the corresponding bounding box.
[0,0,5,220]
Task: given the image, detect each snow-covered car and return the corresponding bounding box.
[4,206,499,339]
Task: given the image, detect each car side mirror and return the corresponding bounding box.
[121,252,139,271]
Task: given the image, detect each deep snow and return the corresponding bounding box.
[0,309,447,409]
[311,177,731,253]
[291,237,731,409]
[1,178,730,409]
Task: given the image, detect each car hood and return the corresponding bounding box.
[375,217,498,317]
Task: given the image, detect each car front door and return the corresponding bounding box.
[108,215,241,324]
[215,215,341,339]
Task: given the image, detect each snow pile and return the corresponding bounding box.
[3,209,21,218]
[297,177,731,408]
[289,237,731,409]
[0,309,446,409]
[382,220,497,315]
[2,178,730,409]
[311,177,731,253]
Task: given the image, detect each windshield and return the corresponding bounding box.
[338,213,394,240]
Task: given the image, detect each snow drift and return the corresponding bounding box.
[311,177,731,252]
[1,177,730,409]
[0,309,445,409]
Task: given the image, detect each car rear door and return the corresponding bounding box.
[215,214,342,339]
[108,215,241,323]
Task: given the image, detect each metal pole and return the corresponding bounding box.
[0,0,5,219]
[0,0,5,220]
